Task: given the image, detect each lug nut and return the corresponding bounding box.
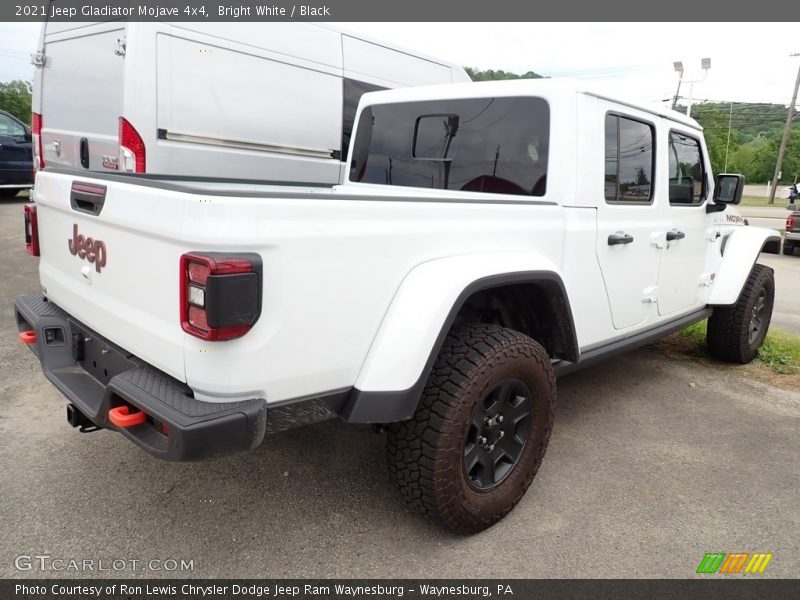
[479,436,487,445]
[499,431,505,438]
[487,444,495,451]
[497,414,504,423]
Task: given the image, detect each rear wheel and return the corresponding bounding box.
[707,264,774,363]
[386,323,556,534]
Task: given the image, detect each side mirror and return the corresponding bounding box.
[713,173,745,205]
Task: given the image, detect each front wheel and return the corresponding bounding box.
[386,323,556,534]
[707,264,775,363]
[783,241,795,256]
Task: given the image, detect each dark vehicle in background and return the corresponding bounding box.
[783,190,800,255]
[0,109,33,198]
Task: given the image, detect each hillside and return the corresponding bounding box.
[676,101,799,184]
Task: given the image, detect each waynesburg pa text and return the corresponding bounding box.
[16,583,505,597]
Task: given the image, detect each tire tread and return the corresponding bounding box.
[386,323,555,533]
[707,264,774,363]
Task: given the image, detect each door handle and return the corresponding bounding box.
[70,181,107,216]
[666,230,686,241]
[608,232,634,246]
[79,137,90,169]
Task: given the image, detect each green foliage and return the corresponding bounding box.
[757,329,800,374]
[676,321,709,357]
[464,67,544,82]
[682,101,799,184]
[0,80,33,125]
[676,320,800,374]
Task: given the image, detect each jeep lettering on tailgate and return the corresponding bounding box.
[68,224,107,272]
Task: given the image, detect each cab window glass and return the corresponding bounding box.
[350,97,550,197]
[341,78,386,161]
[604,114,654,203]
[668,131,706,205]
[0,114,26,137]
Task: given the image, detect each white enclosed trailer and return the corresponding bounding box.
[31,22,470,183]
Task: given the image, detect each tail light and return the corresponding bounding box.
[119,117,146,173]
[31,112,44,170]
[180,253,262,341]
[24,204,39,256]
[787,215,795,231]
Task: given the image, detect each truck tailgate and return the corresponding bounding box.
[34,171,185,381]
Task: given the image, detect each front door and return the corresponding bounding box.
[595,111,662,330]
[657,129,712,316]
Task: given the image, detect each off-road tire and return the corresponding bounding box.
[386,323,556,534]
[783,241,794,256]
[707,263,775,363]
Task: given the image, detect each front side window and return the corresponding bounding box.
[604,114,655,203]
[349,96,550,197]
[668,131,706,205]
[0,114,26,138]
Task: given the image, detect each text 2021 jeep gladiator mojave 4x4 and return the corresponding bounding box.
[16,80,781,533]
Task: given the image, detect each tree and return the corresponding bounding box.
[0,80,33,124]
[681,101,800,183]
[464,67,544,82]
[688,104,738,176]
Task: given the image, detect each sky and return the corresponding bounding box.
[1,21,799,108]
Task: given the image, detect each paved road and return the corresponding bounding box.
[1,197,798,578]
[738,206,787,231]
[758,253,800,334]
[732,206,800,333]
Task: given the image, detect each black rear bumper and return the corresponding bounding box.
[14,293,266,461]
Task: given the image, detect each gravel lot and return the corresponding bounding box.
[1,195,798,578]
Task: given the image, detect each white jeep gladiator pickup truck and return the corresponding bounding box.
[16,80,780,533]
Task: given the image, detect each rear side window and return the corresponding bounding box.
[350,97,550,197]
[668,131,706,205]
[341,78,386,162]
[604,114,655,203]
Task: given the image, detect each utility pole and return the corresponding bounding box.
[724,101,734,172]
[769,53,800,204]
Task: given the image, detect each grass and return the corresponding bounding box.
[654,319,800,388]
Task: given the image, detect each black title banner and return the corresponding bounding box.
[4,0,800,22]
[4,579,800,600]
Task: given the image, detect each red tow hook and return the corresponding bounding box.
[19,330,36,345]
[108,405,147,428]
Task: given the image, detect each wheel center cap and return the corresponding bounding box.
[478,414,505,450]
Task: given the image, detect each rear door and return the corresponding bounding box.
[154,29,343,182]
[39,25,125,172]
[595,108,663,329]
